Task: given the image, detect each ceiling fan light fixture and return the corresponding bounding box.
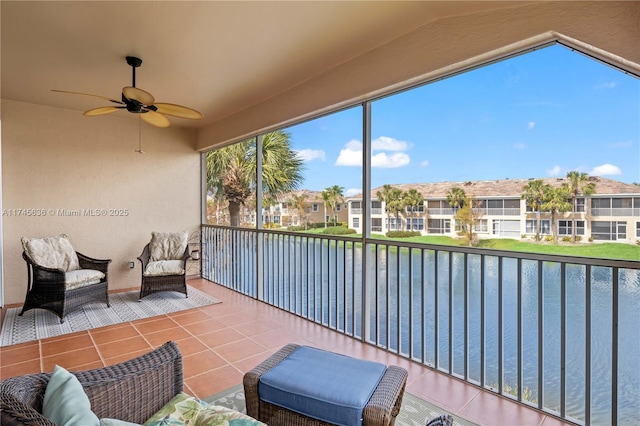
[52,56,203,127]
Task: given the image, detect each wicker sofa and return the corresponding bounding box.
[0,341,183,425]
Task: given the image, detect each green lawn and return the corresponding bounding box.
[288,228,639,261]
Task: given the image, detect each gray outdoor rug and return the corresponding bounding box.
[205,384,479,426]
[0,286,221,346]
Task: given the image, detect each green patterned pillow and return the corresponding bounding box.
[144,392,265,426]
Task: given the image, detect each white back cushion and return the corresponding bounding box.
[21,234,80,272]
[149,231,189,261]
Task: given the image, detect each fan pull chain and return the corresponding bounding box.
[136,116,145,154]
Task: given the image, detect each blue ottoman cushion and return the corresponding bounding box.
[258,346,387,426]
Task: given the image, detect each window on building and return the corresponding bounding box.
[406,218,424,231]
[575,198,585,212]
[473,219,488,233]
[526,219,551,235]
[428,219,450,234]
[636,221,640,238]
[591,198,611,209]
[406,204,425,213]
[312,203,319,212]
[592,221,627,241]
[559,220,585,235]
[386,217,402,230]
[352,217,360,228]
[273,215,280,224]
[336,203,341,211]
[371,218,382,232]
[351,201,361,210]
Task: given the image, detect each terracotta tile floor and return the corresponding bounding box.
[0,279,572,426]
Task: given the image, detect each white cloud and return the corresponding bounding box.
[420,160,429,167]
[372,152,410,168]
[590,163,622,176]
[296,149,326,162]
[335,137,411,168]
[345,188,361,197]
[595,81,616,90]
[546,165,563,177]
[513,143,526,150]
[372,136,409,151]
[335,140,363,166]
[527,122,536,130]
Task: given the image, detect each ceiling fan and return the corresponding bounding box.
[52,56,202,128]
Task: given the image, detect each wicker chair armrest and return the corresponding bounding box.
[76,252,112,275]
[0,341,183,425]
[243,343,301,419]
[0,392,58,426]
[79,340,183,423]
[137,243,151,268]
[22,251,65,275]
[363,365,408,426]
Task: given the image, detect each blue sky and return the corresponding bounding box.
[285,44,640,196]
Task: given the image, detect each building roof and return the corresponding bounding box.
[347,177,640,200]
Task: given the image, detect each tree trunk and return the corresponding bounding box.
[571,197,577,243]
[229,201,241,227]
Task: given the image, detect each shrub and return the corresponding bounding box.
[386,230,421,238]
[287,225,307,231]
[322,226,356,235]
[575,236,582,242]
[544,235,554,242]
[561,236,572,242]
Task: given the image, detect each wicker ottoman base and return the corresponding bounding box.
[243,344,408,426]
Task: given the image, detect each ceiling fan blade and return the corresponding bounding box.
[52,89,123,104]
[84,106,125,116]
[122,86,155,105]
[141,110,170,128]
[153,103,203,119]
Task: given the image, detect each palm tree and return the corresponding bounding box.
[522,179,551,241]
[321,189,330,228]
[540,186,572,243]
[324,185,345,226]
[206,130,304,227]
[289,192,309,229]
[377,184,403,231]
[564,171,597,242]
[402,189,424,231]
[446,187,466,210]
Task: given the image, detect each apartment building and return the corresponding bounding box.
[347,177,640,242]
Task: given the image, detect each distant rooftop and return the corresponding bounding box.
[347,177,640,199]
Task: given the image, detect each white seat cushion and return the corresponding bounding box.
[144,260,185,277]
[65,269,105,290]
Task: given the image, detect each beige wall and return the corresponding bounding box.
[2,100,200,305]
[197,1,640,150]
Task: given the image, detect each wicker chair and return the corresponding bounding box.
[0,341,183,425]
[137,242,189,300]
[20,248,111,324]
[244,343,408,426]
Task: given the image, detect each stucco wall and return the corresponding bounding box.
[1,100,200,305]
